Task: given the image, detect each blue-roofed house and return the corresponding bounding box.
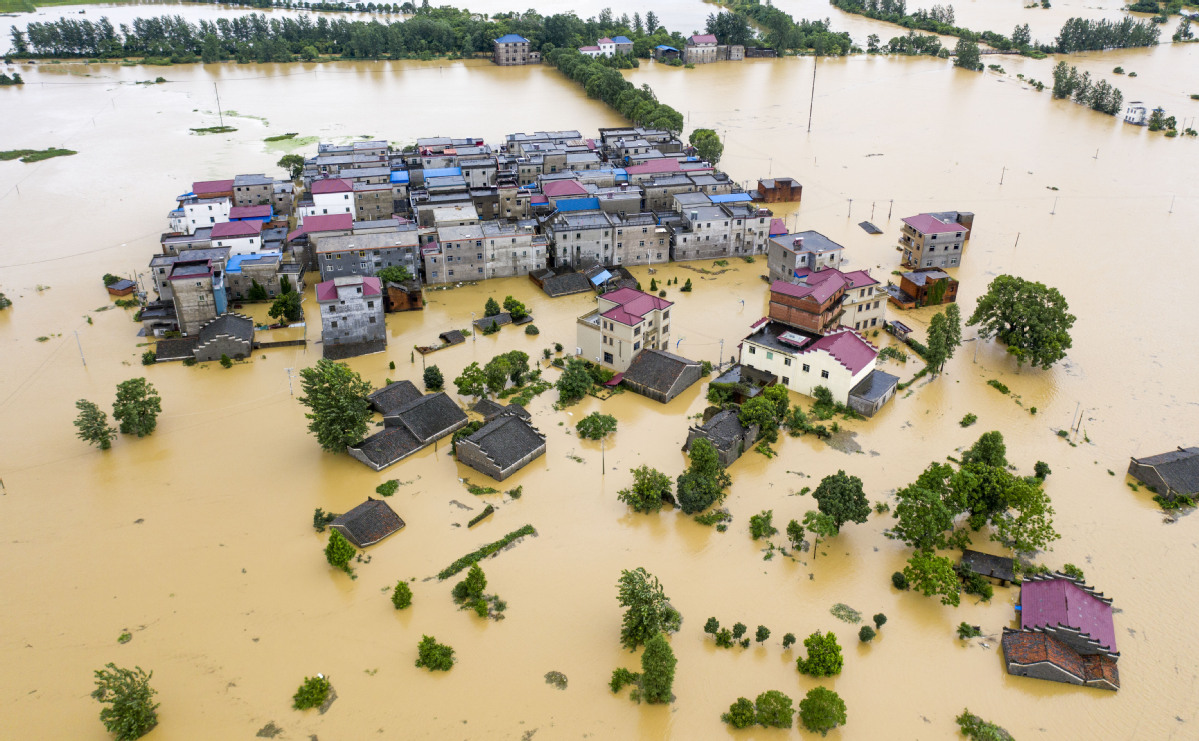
[653,45,680,61]
[709,193,754,205]
[494,34,540,66]
[612,36,633,55]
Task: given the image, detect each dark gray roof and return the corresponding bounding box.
[154,336,199,361]
[331,498,405,547]
[903,269,952,287]
[472,398,532,420]
[474,312,513,331]
[439,330,465,345]
[198,313,254,343]
[622,350,700,396]
[1130,447,1199,495]
[351,425,424,468]
[849,370,899,403]
[960,549,1015,582]
[369,380,423,415]
[772,230,843,255]
[386,392,468,442]
[535,268,592,297]
[698,409,751,451]
[464,415,546,470]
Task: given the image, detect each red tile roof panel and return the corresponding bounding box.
[690,34,719,44]
[902,213,967,235]
[229,205,271,219]
[542,180,589,197]
[311,178,353,195]
[804,329,877,374]
[211,220,263,239]
[598,287,673,326]
[1020,578,1117,653]
[192,179,233,195]
[625,159,681,176]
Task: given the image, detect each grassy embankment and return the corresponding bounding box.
[0,148,77,162]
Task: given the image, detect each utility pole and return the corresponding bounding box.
[1050,196,1058,215]
[871,202,875,220]
[1013,232,1020,251]
[719,338,724,370]
[888,199,893,219]
[214,82,224,127]
[471,312,476,341]
[999,165,1005,184]
[1169,195,1175,213]
[285,367,295,395]
[74,330,86,366]
[847,199,852,219]
[1092,148,1099,160]
[806,58,817,134]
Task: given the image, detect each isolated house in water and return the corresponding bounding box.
[455,412,547,481]
[1127,446,1199,501]
[331,498,405,547]
[621,349,703,403]
[684,409,758,467]
[347,392,469,471]
[1002,573,1120,691]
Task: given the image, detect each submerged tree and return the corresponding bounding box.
[111,378,162,438]
[812,470,870,532]
[298,359,373,452]
[639,633,676,704]
[617,465,673,513]
[91,663,159,741]
[675,437,732,514]
[616,567,681,650]
[968,275,1076,369]
[75,399,117,450]
[799,686,847,736]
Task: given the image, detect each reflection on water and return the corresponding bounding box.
[1,30,1199,740]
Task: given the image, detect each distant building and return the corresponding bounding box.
[898,212,973,269]
[232,174,275,208]
[1127,447,1199,501]
[314,228,422,283]
[621,349,703,403]
[770,268,884,336]
[317,275,385,358]
[767,231,845,282]
[494,34,539,65]
[210,220,263,256]
[652,45,680,61]
[1123,101,1148,125]
[192,179,234,199]
[1002,573,1120,691]
[455,413,547,481]
[191,313,255,362]
[576,287,672,372]
[685,34,720,64]
[757,177,802,203]
[612,35,633,55]
[740,320,878,404]
[298,178,355,224]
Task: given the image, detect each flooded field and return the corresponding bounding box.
[3,7,1199,738]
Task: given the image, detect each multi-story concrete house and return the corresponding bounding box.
[505,131,584,156]
[612,35,633,54]
[769,267,884,335]
[798,267,884,332]
[232,174,274,207]
[170,259,226,335]
[576,288,673,371]
[171,196,231,235]
[272,181,294,214]
[612,214,671,266]
[672,204,773,261]
[317,275,386,356]
[298,178,354,224]
[315,228,421,282]
[150,247,230,301]
[767,231,845,282]
[210,220,263,255]
[740,320,877,403]
[224,252,305,301]
[192,179,234,199]
[684,34,720,63]
[544,211,614,267]
[898,211,973,269]
[353,181,394,221]
[493,34,539,65]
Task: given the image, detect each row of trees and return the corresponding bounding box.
[1054,16,1160,52]
[454,350,531,399]
[1051,62,1124,115]
[711,0,854,55]
[544,47,683,134]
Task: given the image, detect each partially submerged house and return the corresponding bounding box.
[106,279,137,297]
[383,279,424,312]
[153,312,255,364]
[1001,573,1120,691]
[847,369,899,418]
[959,549,1015,586]
[347,392,469,471]
[739,319,881,405]
[368,379,423,415]
[757,178,802,203]
[684,408,758,467]
[331,498,405,548]
[621,349,703,403]
[455,413,547,481]
[1127,446,1199,500]
[887,269,959,310]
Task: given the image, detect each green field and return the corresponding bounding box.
[0,148,78,162]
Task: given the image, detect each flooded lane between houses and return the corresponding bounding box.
[2,21,1199,741]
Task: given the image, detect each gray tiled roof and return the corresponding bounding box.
[386,392,468,443]
[198,313,254,343]
[369,380,423,415]
[464,415,546,470]
[331,498,405,547]
[622,350,700,396]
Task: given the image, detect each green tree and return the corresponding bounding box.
[298,359,373,452]
[786,518,806,550]
[460,563,487,599]
[956,709,1014,741]
[300,44,319,61]
[967,275,1076,369]
[902,550,961,606]
[799,686,847,736]
[722,697,756,728]
[112,378,162,438]
[749,510,777,539]
[988,473,1059,556]
[812,470,870,532]
[925,311,950,374]
[858,625,876,642]
[688,127,724,165]
[577,412,617,440]
[454,361,487,400]
[247,279,268,301]
[483,354,512,395]
[0,290,11,309]
[797,631,843,677]
[556,358,594,404]
[617,567,681,650]
[75,399,117,450]
[761,383,790,419]
[268,291,302,322]
[804,510,838,559]
[91,663,159,741]
[953,38,981,70]
[675,437,732,514]
[277,154,304,180]
[504,350,530,385]
[639,633,676,704]
[414,635,455,671]
[962,430,1008,468]
[618,465,673,513]
[325,529,356,573]
[889,462,958,551]
[502,295,529,321]
[874,613,887,629]
[484,296,501,317]
[755,625,771,643]
[292,675,330,710]
[391,580,413,609]
[755,690,795,729]
[376,265,413,283]
[738,395,778,441]
[423,364,444,391]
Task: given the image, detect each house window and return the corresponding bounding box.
[633,341,640,350]
[331,321,338,328]
[871,318,878,327]
[369,316,376,323]
[802,364,810,373]
[821,370,829,379]
[766,351,774,360]
[782,376,790,385]
[748,346,756,354]
[950,258,958,265]
[784,358,791,366]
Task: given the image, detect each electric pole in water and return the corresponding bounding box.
[285,367,295,395]
[999,166,1005,185]
[806,59,817,134]
[214,83,224,127]
[74,330,86,366]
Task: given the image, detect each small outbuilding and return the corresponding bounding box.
[621,349,703,403]
[847,369,899,418]
[106,279,137,297]
[1127,446,1199,500]
[959,549,1015,586]
[439,329,466,346]
[684,408,758,467]
[455,414,547,481]
[331,498,405,547]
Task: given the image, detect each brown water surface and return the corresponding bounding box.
[2,34,1199,741]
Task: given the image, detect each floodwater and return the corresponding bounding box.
[2,10,1199,740]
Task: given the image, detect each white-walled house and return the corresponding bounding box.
[171,197,231,235]
[210,220,263,255]
[577,287,672,371]
[739,320,877,403]
[299,178,355,225]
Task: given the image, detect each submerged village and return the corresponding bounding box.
[4,1,1199,739]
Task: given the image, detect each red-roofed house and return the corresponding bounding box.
[317,275,386,357]
[577,287,673,371]
[685,34,719,64]
[740,319,879,403]
[899,211,973,269]
[210,220,263,255]
[286,212,354,243]
[299,178,354,225]
[1002,573,1120,691]
[193,179,234,199]
[770,267,883,335]
[542,179,590,199]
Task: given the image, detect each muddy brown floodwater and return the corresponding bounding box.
[2,10,1199,739]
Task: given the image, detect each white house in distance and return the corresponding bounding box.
[577,287,672,372]
[579,37,617,57]
[1123,101,1148,125]
[299,178,354,225]
[171,197,231,235]
[739,319,878,403]
[210,220,263,255]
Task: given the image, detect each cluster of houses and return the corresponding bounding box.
[492,33,772,66]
